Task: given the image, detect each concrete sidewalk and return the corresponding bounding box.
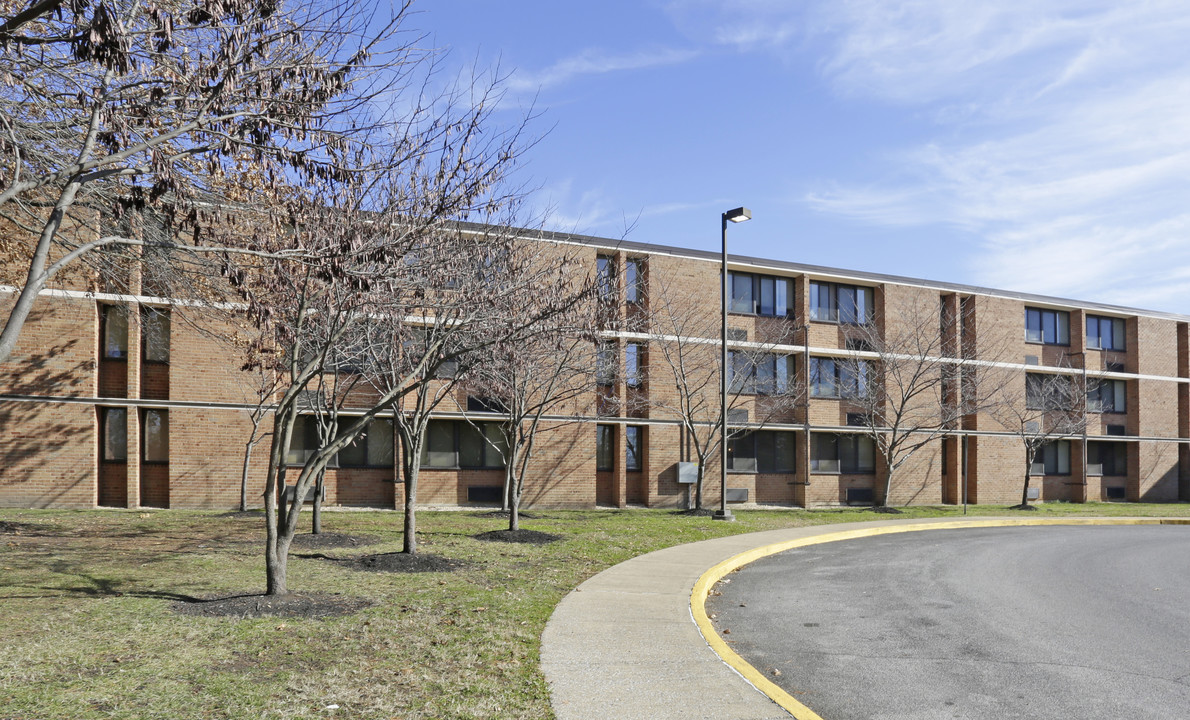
[540,517,959,720]
[539,516,1173,720]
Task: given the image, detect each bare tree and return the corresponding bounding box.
[0,0,413,363]
[465,304,596,532]
[986,363,1088,509]
[838,292,999,508]
[646,276,805,511]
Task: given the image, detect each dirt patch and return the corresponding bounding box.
[673,508,716,517]
[474,510,540,520]
[318,551,465,573]
[870,506,904,514]
[473,529,562,545]
[0,520,54,535]
[1009,503,1040,511]
[290,532,382,550]
[172,592,373,619]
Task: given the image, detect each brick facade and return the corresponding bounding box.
[1,230,1187,510]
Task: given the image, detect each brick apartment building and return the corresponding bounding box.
[1,229,1187,510]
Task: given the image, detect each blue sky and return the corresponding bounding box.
[417,1,1190,313]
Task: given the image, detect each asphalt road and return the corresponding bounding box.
[706,525,1190,720]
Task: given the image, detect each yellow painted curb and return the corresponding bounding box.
[690,517,1178,719]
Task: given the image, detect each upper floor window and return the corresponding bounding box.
[626,258,644,304]
[423,420,507,469]
[728,272,793,317]
[728,352,792,395]
[142,307,170,363]
[810,357,869,398]
[625,342,643,387]
[1086,315,1125,351]
[1025,373,1075,411]
[811,433,875,473]
[596,255,616,302]
[1031,440,1070,475]
[728,430,795,473]
[1025,307,1069,345]
[810,281,873,324]
[1088,379,1126,414]
[595,341,616,386]
[101,305,128,359]
[625,425,643,471]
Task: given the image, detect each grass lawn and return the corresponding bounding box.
[2,502,1188,719]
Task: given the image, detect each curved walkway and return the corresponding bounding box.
[540,516,1189,720]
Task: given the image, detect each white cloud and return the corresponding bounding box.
[505,47,698,94]
[789,0,1190,311]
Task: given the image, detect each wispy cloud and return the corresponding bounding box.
[506,47,698,94]
[787,0,1190,310]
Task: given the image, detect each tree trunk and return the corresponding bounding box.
[1021,466,1032,507]
[403,465,418,554]
[508,445,520,532]
[694,465,705,510]
[501,464,512,512]
[240,439,254,513]
[311,470,324,534]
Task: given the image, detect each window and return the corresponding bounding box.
[625,425,643,471]
[1025,307,1069,345]
[101,305,128,359]
[596,255,616,302]
[811,433,875,473]
[1086,316,1125,351]
[595,341,617,386]
[100,407,127,462]
[728,431,795,473]
[337,418,395,468]
[1032,440,1071,475]
[467,396,507,413]
[626,258,644,304]
[810,357,869,398]
[625,342,643,387]
[1088,379,1126,414]
[285,415,321,466]
[142,307,170,363]
[810,282,873,324]
[1087,442,1127,476]
[1025,373,1075,410]
[422,420,506,469]
[729,352,792,395]
[727,272,793,317]
[142,409,168,463]
[596,425,614,472]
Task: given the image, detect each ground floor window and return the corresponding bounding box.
[1087,441,1126,476]
[422,420,507,469]
[1032,440,1071,475]
[728,430,795,473]
[286,415,396,468]
[100,407,127,462]
[625,426,643,471]
[811,433,875,473]
[596,425,614,471]
[142,409,168,463]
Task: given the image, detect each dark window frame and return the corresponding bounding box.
[726,271,793,318]
[1087,441,1127,476]
[99,406,128,463]
[1025,307,1070,346]
[596,424,614,472]
[809,356,869,398]
[810,432,876,474]
[727,430,796,474]
[596,254,617,303]
[625,342,643,388]
[140,408,169,465]
[595,341,617,386]
[421,419,507,470]
[1088,379,1127,414]
[1031,440,1071,475]
[728,351,792,395]
[100,304,129,360]
[625,257,644,305]
[625,425,643,472]
[1086,315,1126,352]
[809,281,874,325]
[336,417,395,469]
[141,306,171,365]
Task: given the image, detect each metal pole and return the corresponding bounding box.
[962,433,968,515]
[715,211,733,521]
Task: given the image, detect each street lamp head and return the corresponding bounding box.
[724,207,751,223]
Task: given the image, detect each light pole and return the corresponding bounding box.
[716,206,751,521]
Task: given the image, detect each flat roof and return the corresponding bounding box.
[476,222,1190,324]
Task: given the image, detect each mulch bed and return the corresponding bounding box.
[0,520,53,535]
[290,532,382,550]
[474,510,540,520]
[312,551,465,574]
[1009,503,1039,511]
[172,592,373,619]
[472,529,562,545]
[870,506,904,514]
